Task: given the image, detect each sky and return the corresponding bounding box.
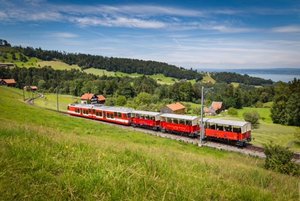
[0,0,300,69]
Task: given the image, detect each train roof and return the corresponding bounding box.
[93,105,133,113]
[160,113,199,121]
[69,104,94,109]
[206,118,250,127]
[132,110,160,116]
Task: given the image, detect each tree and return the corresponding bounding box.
[271,79,300,126]
[134,92,152,105]
[228,107,238,116]
[243,111,260,129]
[115,95,127,106]
[264,144,300,176]
[38,79,46,90]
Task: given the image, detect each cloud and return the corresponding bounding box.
[72,17,166,29]
[272,25,300,33]
[50,32,79,39]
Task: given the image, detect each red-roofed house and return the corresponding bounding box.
[24,86,38,91]
[161,102,186,114]
[204,101,223,116]
[81,93,106,104]
[0,79,16,86]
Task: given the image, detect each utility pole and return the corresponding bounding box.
[56,86,59,111]
[200,86,204,145]
[23,87,25,101]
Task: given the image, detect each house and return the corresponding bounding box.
[81,93,106,104]
[204,101,223,116]
[24,86,38,91]
[0,78,16,86]
[0,63,16,68]
[161,102,186,114]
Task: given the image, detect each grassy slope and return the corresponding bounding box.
[0,86,298,200]
[221,107,300,151]
[83,67,195,85]
[37,61,81,70]
[201,72,216,84]
[34,93,80,112]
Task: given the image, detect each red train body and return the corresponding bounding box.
[159,113,200,137]
[67,104,252,146]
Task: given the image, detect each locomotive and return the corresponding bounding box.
[67,104,252,146]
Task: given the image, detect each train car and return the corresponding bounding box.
[159,113,200,137]
[68,104,132,125]
[93,105,133,125]
[67,104,94,119]
[131,110,161,130]
[204,118,251,146]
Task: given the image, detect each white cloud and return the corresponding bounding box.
[272,25,300,33]
[50,32,79,39]
[72,16,166,29]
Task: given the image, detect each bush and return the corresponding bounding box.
[243,111,260,129]
[115,95,127,106]
[264,144,300,176]
[228,107,238,116]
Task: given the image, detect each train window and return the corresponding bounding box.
[117,113,122,118]
[172,119,178,124]
[224,126,232,131]
[127,113,131,118]
[150,116,155,120]
[216,125,223,130]
[114,112,117,117]
[233,127,241,133]
[186,121,192,126]
[179,119,185,124]
[209,124,216,129]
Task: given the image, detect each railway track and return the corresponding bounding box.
[30,104,300,163]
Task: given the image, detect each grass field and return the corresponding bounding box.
[0,86,299,200]
[83,67,192,85]
[37,61,81,70]
[201,72,216,84]
[222,107,300,151]
[34,93,80,112]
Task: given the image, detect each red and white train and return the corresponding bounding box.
[68,104,252,146]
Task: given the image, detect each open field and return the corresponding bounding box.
[0,86,299,200]
[37,61,81,70]
[201,72,216,84]
[34,93,80,112]
[83,67,190,85]
[221,107,300,151]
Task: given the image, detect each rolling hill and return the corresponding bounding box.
[0,86,299,200]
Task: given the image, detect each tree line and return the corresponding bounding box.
[211,72,273,85]
[271,79,300,126]
[13,46,202,80]
[1,67,276,109]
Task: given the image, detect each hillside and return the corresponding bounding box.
[0,86,299,200]
[0,47,188,85]
[12,46,202,80]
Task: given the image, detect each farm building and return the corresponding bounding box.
[24,86,38,91]
[0,63,16,68]
[81,93,106,104]
[204,101,223,116]
[0,78,16,87]
[161,102,186,114]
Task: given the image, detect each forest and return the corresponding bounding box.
[1,67,281,114]
[0,41,275,86]
[14,46,202,80]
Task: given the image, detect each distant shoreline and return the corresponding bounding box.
[198,68,300,82]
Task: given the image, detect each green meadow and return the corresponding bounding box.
[0,86,299,200]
